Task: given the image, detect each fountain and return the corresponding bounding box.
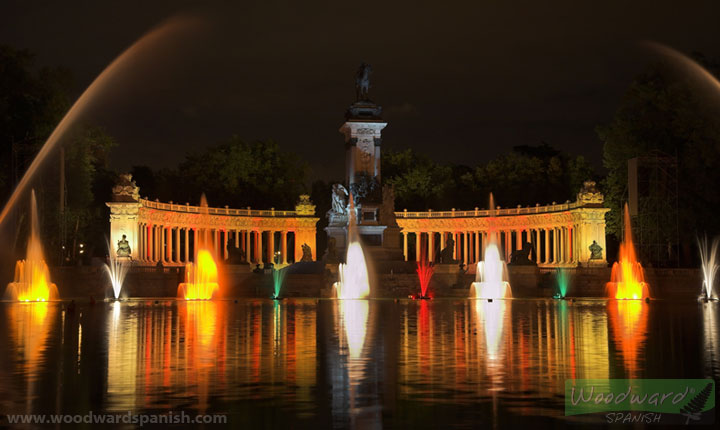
[416,258,434,299]
[554,268,570,299]
[104,239,130,299]
[272,267,286,299]
[470,193,511,299]
[470,244,512,299]
[334,195,370,300]
[697,234,719,300]
[4,190,59,302]
[177,195,220,300]
[606,204,650,300]
[0,16,204,229]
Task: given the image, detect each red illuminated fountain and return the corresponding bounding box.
[177,195,220,300]
[606,204,650,300]
[416,244,434,299]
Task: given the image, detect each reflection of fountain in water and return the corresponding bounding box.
[334,195,370,299]
[104,239,130,299]
[339,300,369,359]
[608,300,649,378]
[475,300,508,361]
[702,302,720,379]
[0,16,204,228]
[106,302,138,410]
[697,235,719,300]
[606,204,650,300]
[178,195,220,300]
[5,190,59,302]
[470,244,511,299]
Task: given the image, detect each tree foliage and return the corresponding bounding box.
[598,57,720,243]
[133,137,308,210]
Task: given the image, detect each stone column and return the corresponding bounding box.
[475,231,480,264]
[544,228,549,264]
[254,231,261,263]
[416,232,421,262]
[183,228,189,262]
[235,230,239,248]
[428,232,434,262]
[440,232,446,252]
[454,232,460,260]
[403,232,408,261]
[173,227,179,263]
[281,231,287,264]
[516,229,522,251]
[463,231,469,265]
[245,230,251,263]
[553,228,559,264]
[268,231,275,264]
[559,227,565,264]
[222,230,228,260]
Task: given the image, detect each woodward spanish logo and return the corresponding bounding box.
[566,379,715,425]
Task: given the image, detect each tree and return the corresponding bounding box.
[598,58,720,254]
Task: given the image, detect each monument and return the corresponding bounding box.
[325,64,403,263]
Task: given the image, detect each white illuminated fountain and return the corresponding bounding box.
[470,243,512,299]
[470,193,512,299]
[104,239,130,299]
[697,234,719,300]
[333,194,370,300]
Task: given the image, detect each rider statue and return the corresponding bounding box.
[355,63,372,101]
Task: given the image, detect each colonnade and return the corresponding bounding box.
[134,224,299,266]
[400,226,578,267]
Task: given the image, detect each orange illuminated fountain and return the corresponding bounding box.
[4,190,59,302]
[177,195,220,300]
[333,194,370,299]
[606,204,650,300]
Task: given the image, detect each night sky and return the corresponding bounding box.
[2,0,720,181]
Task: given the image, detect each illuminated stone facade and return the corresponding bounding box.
[107,177,319,265]
[395,181,610,267]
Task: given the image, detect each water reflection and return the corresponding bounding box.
[702,302,720,378]
[608,300,649,378]
[0,299,712,428]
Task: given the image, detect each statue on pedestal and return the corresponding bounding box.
[439,236,458,264]
[589,240,603,260]
[116,234,131,258]
[355,63,372,101]
[301,243,313,262]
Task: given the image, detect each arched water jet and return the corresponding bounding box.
[0,15,206,228]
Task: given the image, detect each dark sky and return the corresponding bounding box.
[2,0,720,181]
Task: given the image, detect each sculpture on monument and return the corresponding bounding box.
[440,236,458,264]
[116,234,132,258]
[330,184,348,215]
[589,240,603,260]
[112,173,140,202]
[355,62,372,101]
[301,243,313,262]
[509,243,536,266]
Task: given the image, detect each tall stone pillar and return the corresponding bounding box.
[235,230,239,248]
[268,231,275,264]
[254,231,261,263]
[544,228,550,264]
[245,230,251,263]
[454,232,460,260]
[428,232,434,262]
[516,230,522,251]
[415,232,421,262]
[475,231,480,264]
[281,231,287,264]
[403,232,408,261]
[184,228,189,263]
[463,232,469,265]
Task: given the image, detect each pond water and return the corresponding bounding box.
[0,298,717,428]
